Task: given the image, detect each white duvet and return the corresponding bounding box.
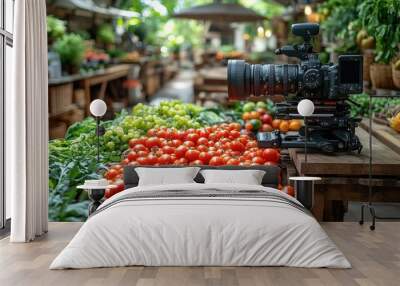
[50,183,350,269]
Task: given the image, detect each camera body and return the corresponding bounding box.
[227,23,363,153]
[228,23,363,101]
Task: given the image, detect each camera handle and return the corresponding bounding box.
[275,42,313,61]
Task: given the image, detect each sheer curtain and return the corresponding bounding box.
[7,0,48,242]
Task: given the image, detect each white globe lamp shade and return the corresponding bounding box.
[297,99,315,117]
[90,99,107,117]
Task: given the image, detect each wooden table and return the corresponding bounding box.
[288,127,400,221]
[81,64,132,115]
[49,64,133,116]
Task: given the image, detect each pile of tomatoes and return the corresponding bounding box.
[242,110,302,133]
[122,123,280,167]
[103,123,282,198]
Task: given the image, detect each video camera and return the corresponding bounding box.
[227,23,363,153]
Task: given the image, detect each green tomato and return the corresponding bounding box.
[256,101,268,110]
[243,102,256,112]
[250,119,261,130]
[106,141,115,150]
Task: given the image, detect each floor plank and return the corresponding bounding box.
[0,222,399,286]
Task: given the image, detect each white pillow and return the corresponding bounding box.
[200,169,265,185]
[135,167,200,186]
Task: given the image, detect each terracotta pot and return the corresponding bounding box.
[363,49,374,82]
[370,63,394,90]
[392,61,400,90]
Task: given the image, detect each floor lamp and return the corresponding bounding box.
[90,99,107,163]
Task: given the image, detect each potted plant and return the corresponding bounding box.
[97,24,116,50]
[359,0,400,90]
[54,33,85,75]
[393,58,400,89]
[46,15,66,45]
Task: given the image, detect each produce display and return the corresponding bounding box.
[390,111,400,133]
[104,123,282,198]
[239,101,302,133]
[48,100,292,221]
[349,93,400,117]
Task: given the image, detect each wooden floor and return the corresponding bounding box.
[0,222,399,286]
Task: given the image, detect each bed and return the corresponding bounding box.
[50,165,350,269]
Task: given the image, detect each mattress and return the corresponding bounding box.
[50,183,350,269]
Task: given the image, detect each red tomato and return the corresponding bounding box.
[157,129,168,139]
[226,158,240,165]
[162,145,175,154]
[170,139,182,147]
[129,138,145,148]
[282,185,295,197]
[197,137,209,146]
[137,150,149,157]
[147,154,158,165]
[245,122,253,131]
[223,142,231,150]
[209,156,224,166]
[199,152,211,164]
[197,129,208,138]
[175,145,188,158]
[252,156,265,164]
[185,150,200,162]
[133,144,147,152]
[261,114,273,124]
[238,136,248,146]
[183,140,195,148]
[105,188,114,198]
[147,128,157,137]
[174,158,188,165]
[208,132,217,142]
[158,154,171,165]
[190,160,204,165]
[122,158,129,165]
[261,124,273,132]
[127,151,138,161]
[231,141,245,152]
[186,133,199,143]
[129,161,139,166]
[145,137,161,148]
[229,122,241,131]
[246,141,258,149]
[229,130,241,139]
[105,169,118,180]
[262,148,280,163]
[197,145,208,152]
[137,157,149,165]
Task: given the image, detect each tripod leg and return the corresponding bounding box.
[359,203,365,225]
[369,206,376,231]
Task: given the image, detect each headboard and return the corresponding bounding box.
[123,165,281,189]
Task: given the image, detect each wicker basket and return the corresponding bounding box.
[392,64,400,90]
[370,63,394,90]
[363,49,374,82]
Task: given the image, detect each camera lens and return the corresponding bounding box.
[228,60,299,100]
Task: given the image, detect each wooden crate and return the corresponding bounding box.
[49,120,67,139]
[49,83,73,115]
[74,89,86,109]
[60,108,85,126]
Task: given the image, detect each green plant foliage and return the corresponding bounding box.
[349,93,400,117]
[97,24,116,45]
[47,15,66,40]
[318,0,363,54]
[53,33,85,68]
[358,0,400,64]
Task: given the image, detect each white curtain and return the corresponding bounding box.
[7,0,48,242]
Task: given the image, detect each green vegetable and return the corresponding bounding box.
[54,33,85,69]
[97,24,116,45]
[243,102,256,112]
[47,15,66,40]
[358,0,400,64]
